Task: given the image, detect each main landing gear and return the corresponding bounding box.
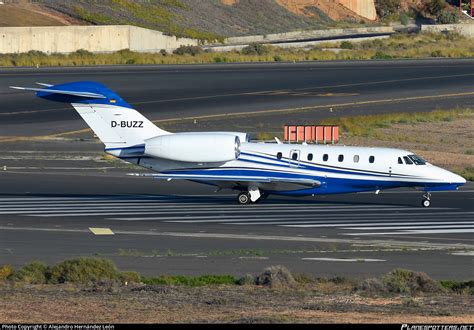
[237,186,266,205]
[422,192,431,208]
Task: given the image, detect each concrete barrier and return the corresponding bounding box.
[421,24,474,37]
[0,25,199,54]
[218,26,394,45]
[206,35,390,52]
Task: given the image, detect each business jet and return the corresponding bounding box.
[10,81,466,207]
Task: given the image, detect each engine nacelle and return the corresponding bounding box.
[144,133,240,163]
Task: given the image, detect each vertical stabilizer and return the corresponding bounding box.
[10,81,169,149]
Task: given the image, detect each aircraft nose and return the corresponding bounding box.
[447,171,466,185]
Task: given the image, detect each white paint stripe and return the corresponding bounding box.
[225,215,473,225]
[279,220,474,228]
[0,197,177,201]
[0,200,198,206]
[25,207,446,217]
[162,211,470,223]
[116,211,471,221]
[359,190,474,194]
[302,257,385,262]
[0,204,407,212]
[0,225,472,249]
[345,225,474,230]
[0,201,402,209]
[451,251,474,256]
[0,205,428,215]
[345,229,474,235]
[0,195,230,201]
[227,220,474,227]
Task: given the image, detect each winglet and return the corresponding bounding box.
[35,82,53,87]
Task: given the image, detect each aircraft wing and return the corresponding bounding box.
[129,173,321,190]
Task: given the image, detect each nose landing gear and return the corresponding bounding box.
[422,192,431,207]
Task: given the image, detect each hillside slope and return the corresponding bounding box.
[36,0,346,38]
[2,0,380,40]
[0,1,83,27]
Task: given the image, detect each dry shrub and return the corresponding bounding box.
[382,269,444,294]
[255,265,296,288]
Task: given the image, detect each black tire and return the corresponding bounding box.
[422,199,431,208]
[238,192,250,205]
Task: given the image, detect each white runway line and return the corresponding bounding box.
[226,220,474,227]
[302,257,385,262]
[451,251,474,256]
[162,212,471,224]
[345,229,474,235]
[26,207,443,217]
[0,204,409,213]
[345,225,474,230]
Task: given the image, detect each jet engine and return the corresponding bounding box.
[144,133,241,163]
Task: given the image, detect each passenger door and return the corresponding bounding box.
[289,149,300,168]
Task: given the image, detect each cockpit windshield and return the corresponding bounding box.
[407,154,426,165]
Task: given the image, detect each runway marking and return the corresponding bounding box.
[345,225,474,230]
[0,196,471,237]
[0,204,402,212]
[301,257,385,262]
[89,227,114,235]
[0,226,471,250]
[224,220,474,227]
[451,251,474,256]
[25,207,450,217]
[161,211,467,223]
[345,229,474,235]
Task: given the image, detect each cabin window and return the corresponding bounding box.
[369,156,375,163]
[403,156,413,165]
[408,154,426,165]
[323,154,329,162]
[292,152,298,161]
[277,152,282,160]
[398,157,403,164]
[307,153,313,161]
[353,155,359,163]
[338,154,344,162]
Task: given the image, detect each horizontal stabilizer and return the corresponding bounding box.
[9,86,106,99]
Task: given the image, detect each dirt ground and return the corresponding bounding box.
[343,118,474,170]
[0,283,472,323]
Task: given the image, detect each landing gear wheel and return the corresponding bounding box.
[237,192,251,205]
[422,199,431,208]
[422,192,431,208]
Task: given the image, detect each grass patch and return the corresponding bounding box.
[8,261,48,284]
[453,166,474,182]
[72,0,222,42]
[320,108,474,138]
[1,32,473,67]
[440,280,474,295]
[3,259,473,295]
[142,274,237,286]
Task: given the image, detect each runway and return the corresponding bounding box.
[2,59,474,137]
[0,170,472,279]
[0,195,472,236]
[0,60,473,279]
